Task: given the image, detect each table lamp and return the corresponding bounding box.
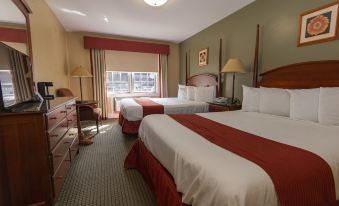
[221,58,246,104]
[71,66,93,102]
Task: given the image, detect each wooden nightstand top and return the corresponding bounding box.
[208,102,242,112]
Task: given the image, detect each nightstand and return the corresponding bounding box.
[208,102,242,112]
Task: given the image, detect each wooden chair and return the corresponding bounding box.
[56,88,101,133]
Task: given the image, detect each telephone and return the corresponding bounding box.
[214,97,228,104]
[214,97,241,105]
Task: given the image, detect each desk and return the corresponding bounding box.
[76,100,99,145]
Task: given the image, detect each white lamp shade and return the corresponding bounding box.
[222,58,246,73]
[71,66,93,77]
[144,0,168,7]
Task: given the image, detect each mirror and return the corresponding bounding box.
[0,0,34,108]
[0,0,28,54]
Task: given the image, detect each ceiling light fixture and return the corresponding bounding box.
[144,0,168,7]
[104,16,109,23]
[60,8,87,16]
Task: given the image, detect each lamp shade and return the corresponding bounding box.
[71,66,93,77]
[221,59,246,73]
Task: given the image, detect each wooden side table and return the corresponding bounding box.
[208,102,242,112]
[76,100,99,145]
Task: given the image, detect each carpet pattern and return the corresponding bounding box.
[55,120,156,206]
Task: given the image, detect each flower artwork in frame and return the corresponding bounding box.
[298,2,339,46]
[198,48,208,66]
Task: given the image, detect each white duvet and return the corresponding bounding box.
[139,111,339,206]
[120,97,209,121]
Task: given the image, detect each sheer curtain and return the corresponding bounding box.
[91,49,108,119]
[159,54,168,97]
[9,49,33,102]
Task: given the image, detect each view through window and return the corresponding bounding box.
[0,70,15,107]
[106,71,158,95]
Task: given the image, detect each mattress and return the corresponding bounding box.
[120,97,209,121]
[139,111,339,206]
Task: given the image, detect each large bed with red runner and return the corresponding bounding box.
[124,61,339,206]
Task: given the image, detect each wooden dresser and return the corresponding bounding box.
[0,97,79,206]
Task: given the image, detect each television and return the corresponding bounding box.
[0,42,34,111]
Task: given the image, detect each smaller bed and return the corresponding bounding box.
[119,73,219,134]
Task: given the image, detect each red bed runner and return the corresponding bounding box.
[169,114,336,206]
[134,98,164,117]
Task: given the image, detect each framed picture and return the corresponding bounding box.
[198,48,208,66]
[298,2,339,46]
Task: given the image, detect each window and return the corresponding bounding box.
[133,72,157,93]
[106,71,130,94]
[106,71,158,95]
[0,70,15,107]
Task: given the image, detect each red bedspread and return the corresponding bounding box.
[134,98,164,117]
[169,114,336,206]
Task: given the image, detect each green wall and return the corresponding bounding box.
[180,0,339,99]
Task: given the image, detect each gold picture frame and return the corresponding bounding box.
[198,48,208,66]
[298,2,339,46]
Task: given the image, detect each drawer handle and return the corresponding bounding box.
[49,117,57,120]
[54,154,64,158]
[66,106,72,109]
[68,133,75,136]
[49,134,58,138]
[64,141,72,144]
[67,119,73,122]
[55,176,64,180]
[60,111,67,114]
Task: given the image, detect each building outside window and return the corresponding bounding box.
[106,71,158,95]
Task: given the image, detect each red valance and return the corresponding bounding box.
[84,36,169,55]
[0,27,27,43]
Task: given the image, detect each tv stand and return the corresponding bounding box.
[0,97,79,206]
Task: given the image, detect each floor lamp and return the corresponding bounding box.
[221,59,246,104]
[71,66,93,102]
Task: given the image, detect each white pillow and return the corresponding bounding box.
[259,87,290,117]
[194,86,216,102]
[288,88,319,122]
[242,85,260,112]
[177,85,187,100]
[319,87,339,126]
[186,86,196,101]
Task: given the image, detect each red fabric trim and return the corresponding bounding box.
[125,139,189,206]
[119,113,141,135]
[134,98,164,117]
[169,114,336,206]
[0,27,27,43]
[84,36,169,55]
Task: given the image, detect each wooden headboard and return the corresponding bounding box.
[258,60,339,89]
[187,73,218,87]
[187,73,219,95]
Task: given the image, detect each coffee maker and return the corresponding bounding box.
[37,82,54,100]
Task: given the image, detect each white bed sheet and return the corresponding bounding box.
[120,97,209,121]
[139,111,339,206]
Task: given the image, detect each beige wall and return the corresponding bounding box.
[66,32,180,98]
[27,0,69,95]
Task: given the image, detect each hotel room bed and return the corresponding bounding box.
[119,73,218,134]
[125,60,339,206]
[132,111,339,206]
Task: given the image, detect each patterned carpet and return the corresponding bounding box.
[55,120,156,206]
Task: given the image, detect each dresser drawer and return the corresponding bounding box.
[67,110,77,128]
[52,135,74,172]
[48,118,68,150]
[46,106,67,130]
[53,154,71,199]
[69,136,79,161]
[65,100,76,115]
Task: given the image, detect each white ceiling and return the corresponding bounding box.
[0,0,26,24]
[46,0,255,43]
